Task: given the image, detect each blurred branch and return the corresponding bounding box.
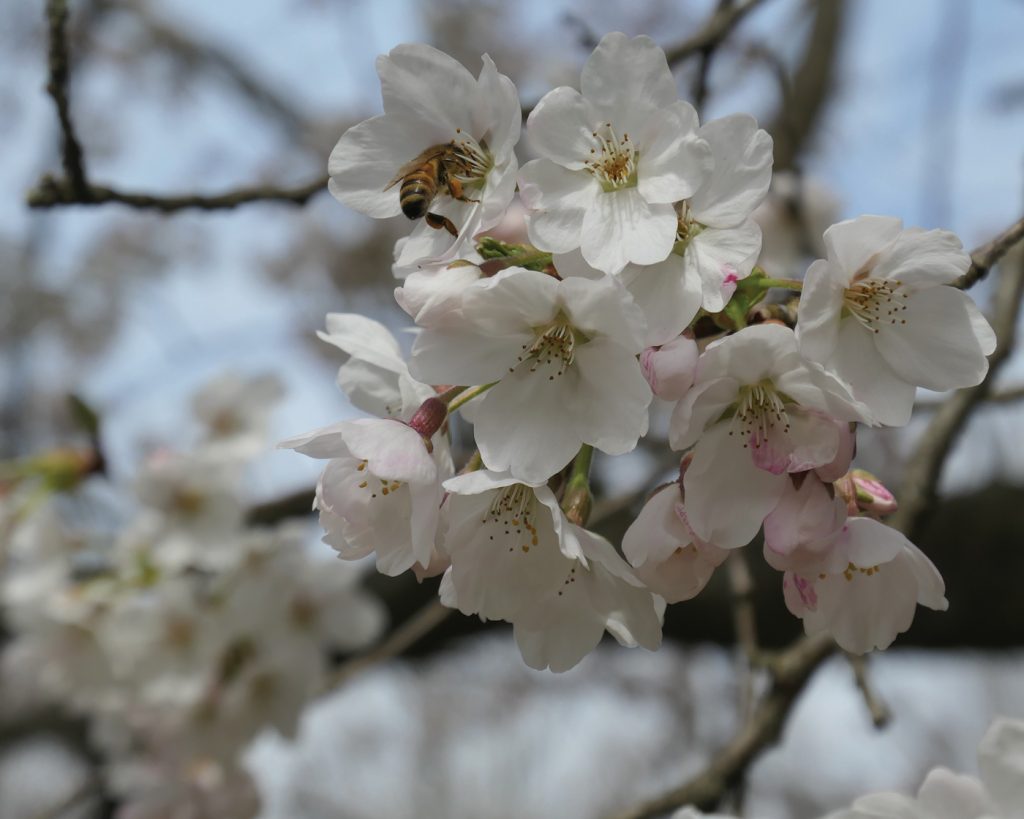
[44,0,88,195]
[28,1,327,212]
[914,383,1024,412]
[664,0,772,65]
[846,652,890,728]
[608,633,835,819]
[768,0,846,172]
[28,174,328,211]
[322,599,452,692]
[115,0,309,137]
[891,248,1024,539]
[246,486,316,527]
[955,215,1024,289]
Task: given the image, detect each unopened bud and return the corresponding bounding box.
[837,469,898,517]
[406,397,447,441]
[562,484,593,527]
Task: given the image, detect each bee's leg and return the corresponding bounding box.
[426,212,459,237]
[446,177,480,204]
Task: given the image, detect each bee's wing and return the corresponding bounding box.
[382,146,450,191]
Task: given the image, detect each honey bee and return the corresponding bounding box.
[384,143,480,237]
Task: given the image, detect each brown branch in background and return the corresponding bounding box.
[609,633,835,819]
[891,248,1024,540]
[28,0,327,212]
[914,383,1024,412]
[28,174,328,211]
[768,0,846,172]
[44,0,88,195]
[956,215,1024,289]
[322,599,452,692]
[845,653,890,728]
[664,0,772,65]
[727,550,760,724]
[690,0,736,113]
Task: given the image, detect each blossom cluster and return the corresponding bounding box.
[290,33,996,671]
[0,375,385,817]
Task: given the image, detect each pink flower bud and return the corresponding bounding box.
[845,468,899,517]
[640,334,698,401]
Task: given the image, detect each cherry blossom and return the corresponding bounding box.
[622,480,728,603]
[796,216,996,426]
[440,469,663,672]
[283,418,451,575]
[409,267,651,483]
[519,32,711,275]
[328,43,521,270]
[767,475,947,654]
[668,323,868,547]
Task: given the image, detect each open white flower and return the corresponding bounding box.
[282,418,451,576]
[771,475,948,654]
[440,469,663,672]
[622,481,728,603]
[328,43,521,270]
[796,215,996,426]
[551,116,771,345]
[287,313,452,575]
[409,267,652,483]
[518,32,711,275]
[318,312,433,420]
[668,323,867,547]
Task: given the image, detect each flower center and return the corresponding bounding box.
[730,380,791,449]
[842,278,908,334]
[483,485,540,554]
[585,123,637,192]
[450,129,493,186]
[354,459,403,499]
[673,202,705,254]
[513,317,585,380]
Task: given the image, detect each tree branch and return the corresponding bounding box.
[44,0,88,195]
[608,633,835,819]
[27,174,328,211]
[29,1,328,212]
[890,248,1024,539]
[664,0,772,65]
[955,215,1024,289]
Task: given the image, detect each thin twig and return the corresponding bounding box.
[727,550,759,722]
[663,0,772,65]
[30,1,327,213]
[322,599,452,692]
[44,0,88,194]
[914,384,1024,411]
[27,174,328,211]
[845,652,890,728]
[608,633,835,819]
[891,248,1024,539]
[956,215,1024,289]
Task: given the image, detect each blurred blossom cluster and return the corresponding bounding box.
[0,374,385,817]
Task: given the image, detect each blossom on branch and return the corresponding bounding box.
[519,32,711,275]
[796,215,996,426]
[328,44,521,271]
[409,267,652,483]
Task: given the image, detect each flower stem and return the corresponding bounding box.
[446,382,497,413]
[758,277,803,291]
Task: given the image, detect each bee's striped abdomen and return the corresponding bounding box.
[399,158,441,220]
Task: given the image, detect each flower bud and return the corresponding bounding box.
[640,334,698,401]
[837,468,898,517]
